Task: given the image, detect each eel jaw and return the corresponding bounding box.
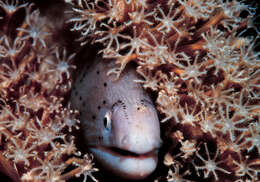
[89,146,158,180]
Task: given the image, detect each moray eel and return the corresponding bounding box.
[71,57,161,180]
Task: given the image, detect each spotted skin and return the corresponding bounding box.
[71,57,161,180]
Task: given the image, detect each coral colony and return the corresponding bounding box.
[0,0,259,181]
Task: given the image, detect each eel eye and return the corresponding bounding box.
[104,111,111,130]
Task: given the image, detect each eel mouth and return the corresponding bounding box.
[89,146,159,179]
[96,146,158,159]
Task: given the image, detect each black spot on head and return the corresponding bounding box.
[92,115,96,120]
[140,100,146,106]
[137,107,140,111]
[140,99,150,107]
[112,100,125,111]
[103,100,106,105]
[79,96,82,101]
[122,103,126,110]
[96,70,100,75]
[104,82,107,87]
[98,106,101,110]
[123,109,128,119]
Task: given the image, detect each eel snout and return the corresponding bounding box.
[112,100,162,155]
[89,101,162,179]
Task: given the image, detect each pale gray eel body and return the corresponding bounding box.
[71,57,161,179]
